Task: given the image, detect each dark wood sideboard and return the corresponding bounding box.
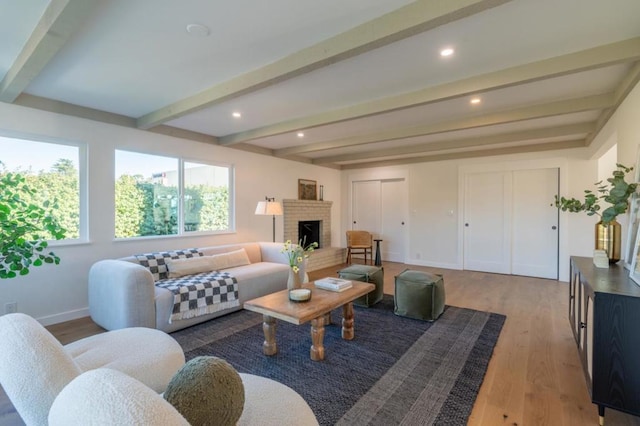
[569,256,640,425]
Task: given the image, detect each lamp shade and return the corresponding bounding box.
[255,201,283,216]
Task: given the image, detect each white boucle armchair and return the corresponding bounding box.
[0,313,184,425]
[48,368,319,426]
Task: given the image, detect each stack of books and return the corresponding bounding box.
[315,277,353,292]
[593,250,609,268]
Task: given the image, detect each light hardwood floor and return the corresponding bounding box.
[3,261,640,425]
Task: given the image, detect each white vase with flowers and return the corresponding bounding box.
[281,238,318,290]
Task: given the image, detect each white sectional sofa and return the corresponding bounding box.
[89,242,297,333]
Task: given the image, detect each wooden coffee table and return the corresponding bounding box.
[244,280,375,361]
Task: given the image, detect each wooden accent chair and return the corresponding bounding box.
[346,230,373,265]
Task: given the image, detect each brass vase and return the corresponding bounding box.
[595,219,621,263]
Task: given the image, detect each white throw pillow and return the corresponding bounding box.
[210,249,251,270]
[166,256,214,278]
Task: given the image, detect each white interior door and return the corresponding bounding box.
[511,168,559,279]
[381,179,406,262]
[352,180,380,233]
[352,180,381,263]
[463,171,512,274]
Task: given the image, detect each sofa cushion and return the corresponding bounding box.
[135,249,203,281]
[209,248,251,270]
[229,262,290,302]
[167,256,214,278]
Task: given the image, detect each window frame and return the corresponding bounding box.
[0,130,88,245]
[114,149,235,240]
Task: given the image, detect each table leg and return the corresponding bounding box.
[374,239,382,266]
[323,311,332,325]
[310,316,325,361]
[262,315,277,356]
[342,302,355,340]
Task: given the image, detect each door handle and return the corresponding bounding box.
[465,223,469,227]
[552,226,557,230]
[401,221,404,225]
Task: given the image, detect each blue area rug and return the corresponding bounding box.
[173,296,505,425]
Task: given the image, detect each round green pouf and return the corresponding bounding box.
[163,356,245,426]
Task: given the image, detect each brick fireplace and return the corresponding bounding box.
[283,199,343,271]
[283,199,332,247]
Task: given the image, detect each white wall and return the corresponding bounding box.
[589,80,640,261]
[0,102,341,324]
[597,144,617,182]
[3,80,638,324]
[341,149,599,282]
[337,81,640,282]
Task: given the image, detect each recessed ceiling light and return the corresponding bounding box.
[297,132,305,138]
[470,98,481,105]
[232,111,241,118]
[186,23,210,37]
[440,47,454,57]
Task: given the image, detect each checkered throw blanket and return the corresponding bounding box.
[156,271,239,322]
[134,249,202,281]
[134,249,239,322]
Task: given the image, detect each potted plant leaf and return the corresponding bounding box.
[555,163,638,263]
[0,171,66,279]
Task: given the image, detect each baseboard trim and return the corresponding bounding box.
[37,307,89,326]
[404,260,462,270]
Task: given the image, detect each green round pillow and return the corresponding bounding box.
[163,356,245,426]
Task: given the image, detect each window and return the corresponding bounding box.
[0,134,85,242]
[184,161,230,232]
[115,150,233,238]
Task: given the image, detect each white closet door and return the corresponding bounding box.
[463,171,512,274]
[381,179,406,262]
[352,180,380,233]
[511,168,559,279]
[352,179,408,263]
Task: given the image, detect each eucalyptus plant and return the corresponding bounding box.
[555,163,638,224]
[0,171,66,279]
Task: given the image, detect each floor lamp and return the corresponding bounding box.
[255,197,283,242]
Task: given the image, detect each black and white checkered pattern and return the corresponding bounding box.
[134,249,202,281]
[156,271,239,320]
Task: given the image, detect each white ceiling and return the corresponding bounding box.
[2,0,640,169]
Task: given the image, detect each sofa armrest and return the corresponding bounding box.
[88,260,156,330]
[259,242,307,281]
[258,242,288,264]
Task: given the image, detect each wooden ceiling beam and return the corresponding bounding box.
[312,123,595,164]
[586,60,640,146]
[220,37,640,146]
[275,93,612,157]
[339,139,586,170]
[0,0,98,102]
[136,0,512,129]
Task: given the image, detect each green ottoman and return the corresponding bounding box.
[337,264,384,307]
[394,269,445,321]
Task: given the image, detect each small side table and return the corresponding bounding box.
[374,239,383,266]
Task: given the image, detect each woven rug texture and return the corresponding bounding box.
[171,296,505,426]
